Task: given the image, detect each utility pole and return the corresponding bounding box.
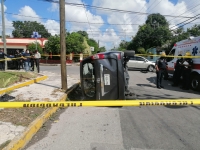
[1,0,7,70]
[59,0,67,90]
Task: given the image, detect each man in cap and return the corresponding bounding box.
[155,52,168,89]
[34,50,41,73]
[172,54,183,86]
[181,52,193,90]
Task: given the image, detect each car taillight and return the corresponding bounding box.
[117,54,121,59]
[91,54,105,59]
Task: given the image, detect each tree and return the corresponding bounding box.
[137,47,146,54]
[12,21,51,38]
[44,35,60,54]
[117,40,130,51]
[87,38,99,54]
[77,31,88,38]
[27,42,43,54]
[98,46,106,52]
[66,32,85,54]
[187,25,200,37]
[129,13,172,52]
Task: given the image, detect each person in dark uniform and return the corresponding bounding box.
[14,50,22,70]
[172,54,183,86]
[21,50,25,69]
[23,49,31,72]
[181,52,193,90]
[155,52,168,89]
[0,49,7,71]
[30,51,35,71]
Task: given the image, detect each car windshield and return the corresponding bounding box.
[82,62,95,98]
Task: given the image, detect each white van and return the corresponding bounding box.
[167,36,200,91]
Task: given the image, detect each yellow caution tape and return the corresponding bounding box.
[1,53,198,62]
[0,99,199,108]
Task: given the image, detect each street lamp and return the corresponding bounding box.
[31,31,41,50]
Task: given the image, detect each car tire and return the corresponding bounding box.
[191,75,200,91]
[147,65,154,72]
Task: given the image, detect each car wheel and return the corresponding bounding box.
[148,65,154,72]
[191,75,200,91]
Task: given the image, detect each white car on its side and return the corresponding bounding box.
[127,56,155,72]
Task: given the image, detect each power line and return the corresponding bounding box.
[3,11,144,26]
[170,14,200,30]
[39,0,200,19]
[147,0,163,13]
[134,0,163,27]
[168,2,200,24]
[170,4,200,27]
[175,16,200,30]
[128,0,158,24]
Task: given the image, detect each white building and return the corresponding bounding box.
[0,38,48,54]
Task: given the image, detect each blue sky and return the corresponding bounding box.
[1,0,199,50]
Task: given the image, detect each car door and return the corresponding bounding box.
[136,56,146,69]
[127,56,137,68]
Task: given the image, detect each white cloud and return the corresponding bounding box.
[12,6,60,35]
[0,4,13,36]
[13,6,41,22]
[92,0,147,50]
[43,20,60,35]
[48,3,59,12]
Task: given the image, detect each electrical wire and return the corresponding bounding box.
[82,2,94,38]
[170,14,200,30]
[168,2,200,23]
[39,0,199,19]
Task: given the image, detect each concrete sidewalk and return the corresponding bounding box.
[0,70,80,149]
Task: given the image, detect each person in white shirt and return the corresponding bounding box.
[34,50,41,73]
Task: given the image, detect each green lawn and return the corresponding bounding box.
[0,71,38,88]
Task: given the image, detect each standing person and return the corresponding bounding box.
[14,50,22,70]
[23,49,30,72]
[34,50,41,73]
[0,49,7,71]
[181,52,193,90]
[30,51,35,71]
[155,52,168,89]
[172,54,183,87]
[21,50,25,69]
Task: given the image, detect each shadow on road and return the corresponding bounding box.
[164,106,188,109]
[145,76,200,94]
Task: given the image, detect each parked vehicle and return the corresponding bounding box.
[167,36,200,91]
[127,56,155,72]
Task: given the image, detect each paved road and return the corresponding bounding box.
[41,65,80,79]
[24,67,200,150]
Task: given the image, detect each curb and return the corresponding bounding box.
[3,83,80,150]
[0,76,48,95]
